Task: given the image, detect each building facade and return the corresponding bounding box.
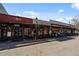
[0,4,77,41]
[0,4,8,14]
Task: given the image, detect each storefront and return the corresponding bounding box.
[33,19,51,39]
[0,23,12,41]
[0,13,76,41]
[0,13,33,41]
[23,24,34,39]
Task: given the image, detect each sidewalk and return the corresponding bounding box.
[0,38,55,51]
[0,36,76,51]
[0,36,78,56]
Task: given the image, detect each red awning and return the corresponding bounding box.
[0,13,33,24]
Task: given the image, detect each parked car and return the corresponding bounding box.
[56,32,67,38]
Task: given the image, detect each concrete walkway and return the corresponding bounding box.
[0,36,79,56]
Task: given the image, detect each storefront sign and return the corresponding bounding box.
[16,18,21,21]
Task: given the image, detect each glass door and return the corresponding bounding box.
[14,27,23,41]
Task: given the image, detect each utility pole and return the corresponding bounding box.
[34,17,38,41]
[49,24,52,38]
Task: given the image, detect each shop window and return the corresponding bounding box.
[28,28,32,37]
[0,24,1,38]
[7,27,12,37]
[31,29,35,36]
[24,28,30,36]
[44,27,49,35]
[3,27,7,37]
[38,29,43,35]
[0,29,1,38]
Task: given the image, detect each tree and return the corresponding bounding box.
[71,15,79,30]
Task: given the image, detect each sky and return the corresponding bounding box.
[2,3,79,23]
